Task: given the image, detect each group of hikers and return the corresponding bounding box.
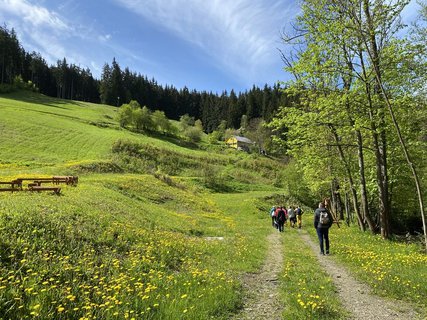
[269,201,334,255]
[269,205,304,232]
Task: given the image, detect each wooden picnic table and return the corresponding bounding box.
[15,176,78,185]
[0,175,77,194]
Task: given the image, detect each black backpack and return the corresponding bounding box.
[277,209,286,222]
[319,211,330,226]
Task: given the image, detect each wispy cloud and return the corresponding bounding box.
[113,0,295,83]
[0,0,69,31]
[98,34,112,42]
[0,0,115,72]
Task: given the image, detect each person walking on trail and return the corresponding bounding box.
[296,206,303,229]
[270,206,276,228]
[276,207,286,232]
[288,206,296,228]
[314,202,333,255]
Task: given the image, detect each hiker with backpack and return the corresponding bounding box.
[276,206,287,232]
[288,206,296,228]
[270,206,277,228]
[314,202,333,255]
[296,206,303,229]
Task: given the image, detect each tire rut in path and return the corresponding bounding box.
[232,230,284,320]
[300,232,422,320]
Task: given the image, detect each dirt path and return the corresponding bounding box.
[300,232,422,320]
[232,230,284,320]
[232,229,422,320]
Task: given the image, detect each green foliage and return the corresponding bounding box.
[152,110,173,134]
[68,161,124,174]
[201,164,228,192]
[117,101,177,137]
[208,130,222,144]
[117,101,134,127]
[0,76,38,94]
[178,114,195,131]
[194,119,203,131]
[183,126,203,143]
[272,0,427,235]
[134,105,154,132]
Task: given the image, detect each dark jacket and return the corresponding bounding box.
[277,209,286,223]
[314,208,333,229]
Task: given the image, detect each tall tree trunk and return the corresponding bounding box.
[361,0,426,251]
[329,125,365,231]
[345,192,352,225]
[358,45,390,238]
[363,0,392,238]
[379,127,390,238]
[341,66,375,232]
[367,106,390,238]
[333,178,344,220]
[381,93,427,251]
[355,129,376,232]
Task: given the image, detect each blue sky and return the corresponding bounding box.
[0,0,421,93]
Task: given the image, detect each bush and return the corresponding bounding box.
[184,126,203,143]
[208,130,222,144]
[0,83,14,93]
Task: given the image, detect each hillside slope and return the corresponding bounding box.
[0,91,285,319]
[1,92,426,319]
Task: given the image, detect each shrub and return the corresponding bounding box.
[184,126,203,143]
[0,83,14,93]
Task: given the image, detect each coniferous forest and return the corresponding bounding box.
[0,25,291,133]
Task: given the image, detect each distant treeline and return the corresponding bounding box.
[0,25,291,132]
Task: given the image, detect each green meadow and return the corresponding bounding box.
[0,92,426,319]
[0,91,285,319]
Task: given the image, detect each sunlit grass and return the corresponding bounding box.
[306,225,427,315]
[280,228,348,319]
[0,175,251,319]
[3,92,425,319]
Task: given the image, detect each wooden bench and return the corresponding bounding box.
[53,176,78,185]
[28,186,61,194]
[28,182,40,187]
[0,180,22,188]
[16,176,78,186]
[0,176,77,194]
[0,188,21,192]
[0,180,22,191]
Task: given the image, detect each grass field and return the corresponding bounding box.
[1,91,425,319]
[0,91,287,319]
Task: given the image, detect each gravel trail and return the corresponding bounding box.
[232,230,284,320]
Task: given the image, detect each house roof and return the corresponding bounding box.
[234,136,253,144]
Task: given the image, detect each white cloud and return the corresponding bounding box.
[112,0,296,83]
[98,34,112,42]
[0,0,69,31]
[0,0,116,73]
[0,0,72,64]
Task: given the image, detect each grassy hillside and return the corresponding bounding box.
[0,91,286,319]
[1,91,426,319]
